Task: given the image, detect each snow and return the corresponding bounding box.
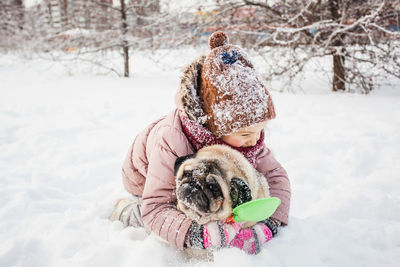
[1,50,400,267]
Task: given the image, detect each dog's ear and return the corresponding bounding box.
[230,178,252,208]
[174,153,196,176]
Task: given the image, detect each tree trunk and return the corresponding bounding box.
[329,0,346,91]
[14,0,24,30]
[123,45,130,77]
[120,0,130,77]
[332,53,346,91]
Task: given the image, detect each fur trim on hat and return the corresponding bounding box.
[177,55,208,125]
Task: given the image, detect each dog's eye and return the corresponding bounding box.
[208,183,220,193]
[207,183,223,198]
[183,170,193,178]
[206,175,222,196]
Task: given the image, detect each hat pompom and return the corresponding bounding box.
[209,31,229,50]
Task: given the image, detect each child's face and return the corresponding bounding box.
[221,120,267,147]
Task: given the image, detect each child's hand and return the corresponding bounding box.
[229,222,273,254]
[186,220,242,250]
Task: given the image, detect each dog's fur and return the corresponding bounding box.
[174,144,270,226]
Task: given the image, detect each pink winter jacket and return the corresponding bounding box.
[121,56,291,250]
[122,109,291,250]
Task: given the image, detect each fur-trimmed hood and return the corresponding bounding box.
[175,56,208,125]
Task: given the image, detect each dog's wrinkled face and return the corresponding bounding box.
[176,159,226,213]
[174,153,252,224]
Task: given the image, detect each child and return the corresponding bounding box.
[109,31,291,255]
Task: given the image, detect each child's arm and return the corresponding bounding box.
[122,118,162,196]
[140,126,195,250]
[256,146,291,225]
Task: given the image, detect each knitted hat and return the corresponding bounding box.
[200,31,276,137]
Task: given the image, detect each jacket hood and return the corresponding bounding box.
[176,55,208,125]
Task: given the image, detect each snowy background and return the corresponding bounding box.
[1,49,400,267]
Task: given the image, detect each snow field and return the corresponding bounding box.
[0,51,399,267]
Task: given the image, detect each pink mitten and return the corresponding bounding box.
[203,220,242,249]
[186,220,242,250]
[230,223,273,254]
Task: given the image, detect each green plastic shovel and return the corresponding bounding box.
[232,197,281,223]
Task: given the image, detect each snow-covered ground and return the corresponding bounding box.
[1,51,399,267]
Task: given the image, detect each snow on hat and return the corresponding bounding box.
[200,31,276,137]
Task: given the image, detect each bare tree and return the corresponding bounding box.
[120,0,130,77]
[1,0,197,76]
[67,0,166,77]
[209,0,400,93]
[32,0,165,77]
[0,0,25,50]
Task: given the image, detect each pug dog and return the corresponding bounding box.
[174,144,270,227]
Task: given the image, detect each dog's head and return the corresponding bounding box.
[174,153,252,224]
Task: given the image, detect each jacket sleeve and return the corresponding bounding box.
[122,118,163,196]
[140,126,193,250]
[256,146,291,225]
